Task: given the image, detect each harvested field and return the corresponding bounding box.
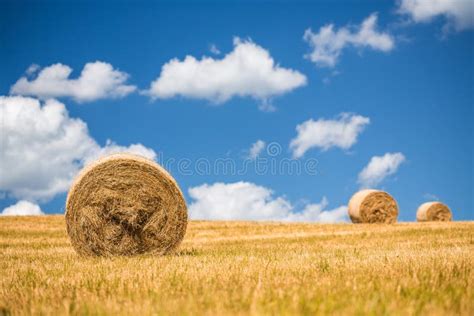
[0,216,473,315]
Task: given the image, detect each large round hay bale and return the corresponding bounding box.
[416,201,452,222]
[348,189,398,223]
[65,153,188,256]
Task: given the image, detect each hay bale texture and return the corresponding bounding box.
[416,201,452,222]
[348,190,398,223]
[66,154,188,256]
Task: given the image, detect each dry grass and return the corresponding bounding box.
[0,216,473,315]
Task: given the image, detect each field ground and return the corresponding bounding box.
[0,216,473,315]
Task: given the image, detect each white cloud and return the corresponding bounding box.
[358,152,406,188]
[146,38,307,107]
[0,96,156,202]
[189,182,292,220]
[82,140,157,166]
[1,200,44,216]
[10,61,136,102]
[247,140,266,160]
[304,13,395,67]
[209,44,221,55]
[285,197,349,223]
[322,70,341,85]
[398,0,474,32]
[290,113,370,158]
[188,181,347,222]
[26,64,40,76]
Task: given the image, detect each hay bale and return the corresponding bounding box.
[416,201,452,222]
[65,153,188,256]
[348,189,398,223]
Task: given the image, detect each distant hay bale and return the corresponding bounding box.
[65,153,188,256]
[348,189,398,224]
[416,202,452,222]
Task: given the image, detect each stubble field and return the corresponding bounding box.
[0,216,473,315]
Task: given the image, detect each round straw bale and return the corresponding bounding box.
[416,201,452,222]
[348,189,398,223]
[65,153,188,256]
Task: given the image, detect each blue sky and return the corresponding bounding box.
[0,0,473,221]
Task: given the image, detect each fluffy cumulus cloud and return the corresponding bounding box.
[285,197,348,223]
[10,61,136,102]
[188,181,347,222]
[398,0,474,32]
[358,152,406,188]
[146,38,307,108]
[82,140,157,166]
[0,96,156,202]
[1,200,44,216]
[247,140,266,160]
[304,13,395,67]
[189,182,292,220]
[290,113,370,158]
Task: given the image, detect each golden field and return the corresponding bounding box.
[0,216,473,315]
